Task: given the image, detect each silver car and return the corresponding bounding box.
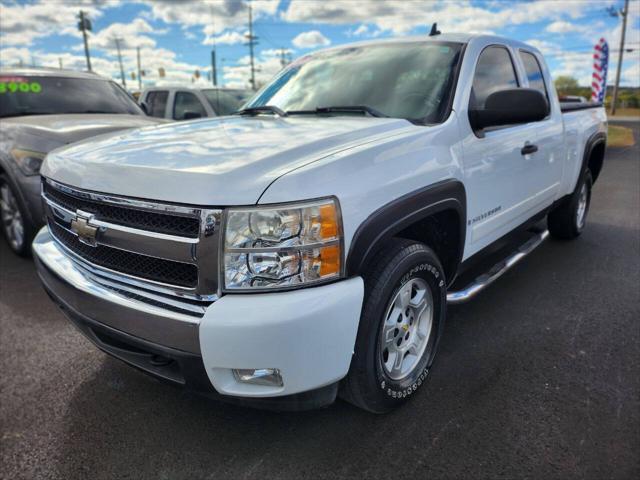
[0,68,162,256]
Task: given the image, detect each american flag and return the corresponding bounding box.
[591,38,609,103]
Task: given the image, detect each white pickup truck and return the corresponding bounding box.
[33,34,606,413]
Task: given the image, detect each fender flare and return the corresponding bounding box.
[578,130,607,185]
[346,179,466,281]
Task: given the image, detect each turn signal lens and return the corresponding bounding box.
[319,244,340,277]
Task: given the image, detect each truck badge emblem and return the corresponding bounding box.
[70,213,98,246]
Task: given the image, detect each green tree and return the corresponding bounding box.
[554,76,580,96]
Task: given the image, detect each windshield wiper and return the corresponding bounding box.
[236,105,288,117]
[287,105,388,118]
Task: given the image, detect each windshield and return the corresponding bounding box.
[0,75,144,118]
[247,41,463,123]
[202,89,252,116]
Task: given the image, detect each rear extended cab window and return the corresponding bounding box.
[519,50,549,101]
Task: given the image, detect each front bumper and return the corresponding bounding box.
[33,227,364,408]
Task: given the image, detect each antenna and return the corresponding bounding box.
[429,23,441,36]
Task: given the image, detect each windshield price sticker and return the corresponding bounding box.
[0,79,42,94]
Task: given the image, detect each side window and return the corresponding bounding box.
[173,92,207,120]
[520,51,549,100]
[471,46,519,109]
[146,91,168,118]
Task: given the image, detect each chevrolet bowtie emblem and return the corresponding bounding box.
[70,213,98,246]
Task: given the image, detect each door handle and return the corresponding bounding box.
[521,143,538,155]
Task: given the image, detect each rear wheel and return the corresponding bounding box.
[548,170,593,240]
[0,174,35,256]
[341,239,447,413]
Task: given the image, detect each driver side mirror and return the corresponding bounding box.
[469,88,549,131]
[139,101,149,115]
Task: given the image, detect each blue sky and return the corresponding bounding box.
[1,0,639,90]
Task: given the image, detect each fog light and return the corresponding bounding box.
[232,368,283,387]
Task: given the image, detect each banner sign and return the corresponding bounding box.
[591,38,609,103]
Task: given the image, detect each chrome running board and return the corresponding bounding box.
[447,229,549,305]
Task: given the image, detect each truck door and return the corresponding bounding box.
[461,45,549,257]
[517,49,564,206]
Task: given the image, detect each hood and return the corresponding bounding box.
[2,114,162,146]
[42,115,413,205]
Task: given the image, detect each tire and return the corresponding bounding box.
[341,239,447,413]
[548,170,593,240]
[0,174,36,257]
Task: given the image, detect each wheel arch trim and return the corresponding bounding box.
[346,179,467,284]
[580,130,607,185]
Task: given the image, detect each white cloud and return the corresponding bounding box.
[261,48,293,57]
[282,0,599,35]
[0,0,119,47]
[292,30,330,49]
[143,0,280,37]
[351,25,369,37]
[88,18,157,52]
[222,51,284,89]
[203,30,247,46]
[546,21,585,34]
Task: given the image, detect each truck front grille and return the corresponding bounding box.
[49,221,198,288]
[42,178,222,297]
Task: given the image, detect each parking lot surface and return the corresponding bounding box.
[1,123,638,480]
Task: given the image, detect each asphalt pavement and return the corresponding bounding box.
[1,123,639,480]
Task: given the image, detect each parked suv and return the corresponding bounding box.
[33,35,606,412]
[139,86,252,120]
[0,68,162,255]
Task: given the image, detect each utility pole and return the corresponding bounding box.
[114,37,126,89]
[78,11,92,72]
[245,2,258,90]
[58,57,63,69]
[211,49,218,86]
[278,48,291,68]
[209,7,218,87]
[609,0,629,116]
[136,46,142,90]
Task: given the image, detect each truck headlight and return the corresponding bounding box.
[11,148,46,176]
[223,198,343,290]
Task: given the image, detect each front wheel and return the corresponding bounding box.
[341,239,447,413]
[0,174,35,257]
